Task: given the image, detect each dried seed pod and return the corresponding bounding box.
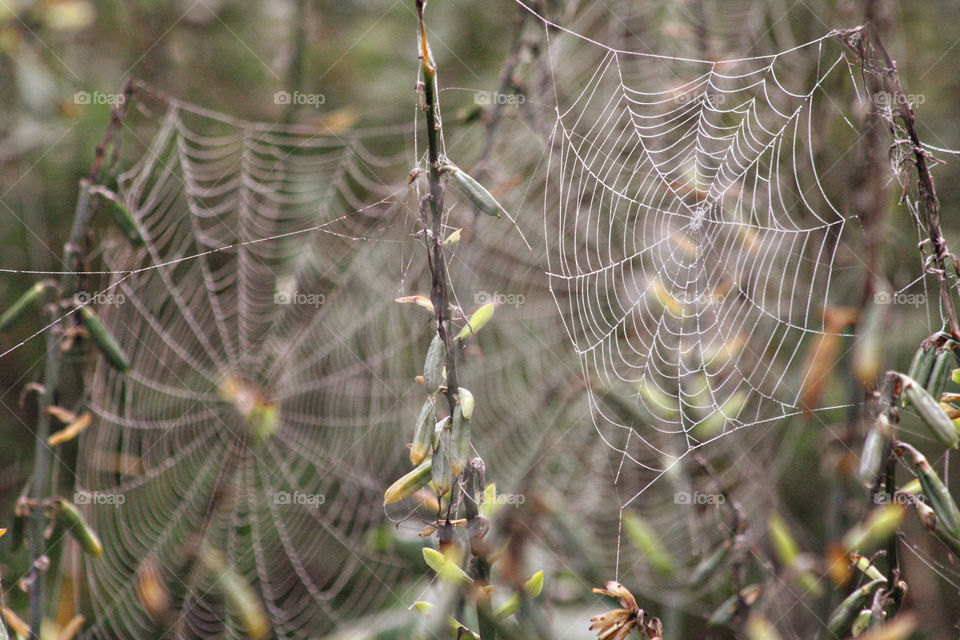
[449,403,471,476]
[57,614,85,640]
[445,166,501,217]
[0,281,46,331]
[48,412,92,447]
[410,398,436,465]
[456,303,495,341]
[383,458,433,505]
[80,306,130,371]
[899,373,959,449]
[54,497,102,557]
[826,578,885,639]
[912,498,960,553]
[431,426,453,497]
[859,413,893,487]
[423,334,445,393]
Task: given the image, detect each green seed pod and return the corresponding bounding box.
[447,166,501,217]
[458,387,475,421]
[54,497,103,558]
[858,414,893,487]
[842,504,905,552]
[80,305,130,371]
[708,585,760,627]
[410,398,436,466]
[422,547,472,585]
[926,348,955,399]
[456,303,495,341]
[826,579,884,639]
[493,570,545,620]
[0,281,46,331]
[906,341,937,397]
[622,512,677,576]
[431,426,453,497]
[912,497,960,553]
[93,186,144,246]
[423,334,445,393]
[850,609,875,637]
[899,443,960,537]
[768,514,800,566]
[688,540,731,585]
[849,553,886,583]
[383,458,433,505]
[900,373,959,449]
[449,403,471,476]
[199,547,270,639]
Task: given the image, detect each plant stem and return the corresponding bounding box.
[27,80,134,639]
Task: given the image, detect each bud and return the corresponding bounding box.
[91,185,144,246]
[456,303,495,341]
[0,281,46,331]
[80,306,131,371]
[826,578,885,639]
[622,512,676,576]
[458,387,475,420]
[449,403,471,476]
[423,334,445,393]
[383,458,433,505]
[410,399,436,465]
[859,413,893,487]
[493,570,545,620]
[431,426,453,497]
[445,166,501,217]
[422,547,472,585]
[842,504,905,552]
[54,497,103,557]
[899,373,959,448]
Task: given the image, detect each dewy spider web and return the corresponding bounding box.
[75,98,424,638]
[523,2,878,509]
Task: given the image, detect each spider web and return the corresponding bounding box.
[522,2,875,510]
